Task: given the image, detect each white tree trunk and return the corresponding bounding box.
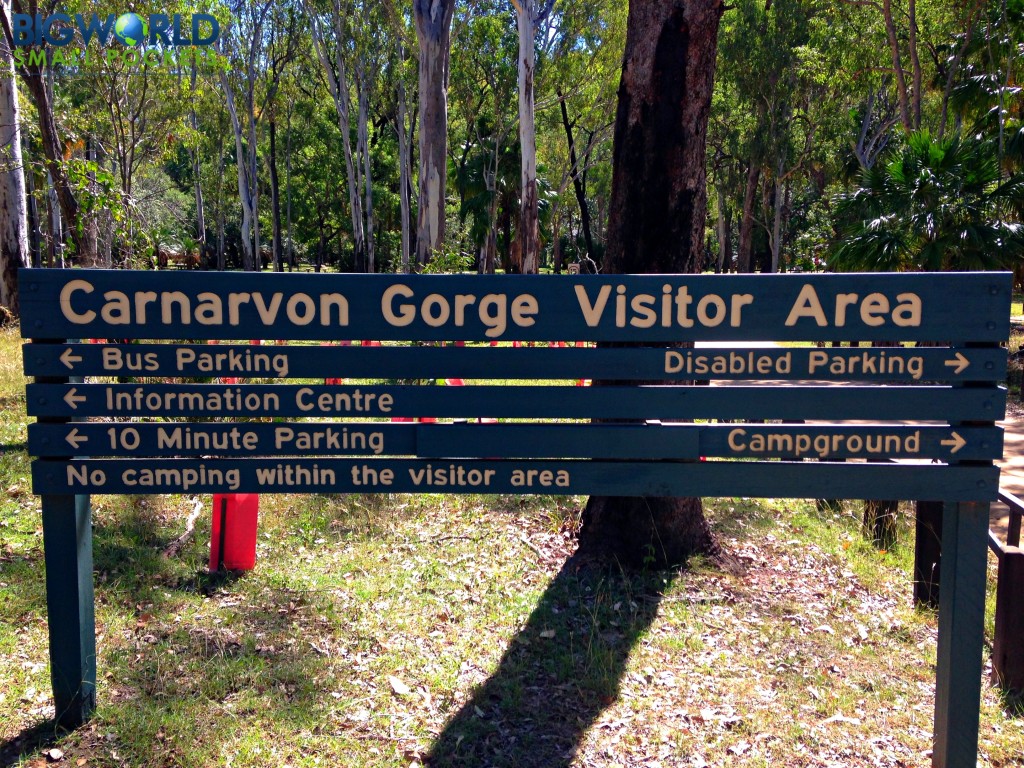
[305,0,365,270]
[716,182,728,272]
[221,73,255,271]
[770,158,783,273]
[396,41,412,274]
[46,170,63,267]
[513,1,539,274]
[190,63,206,248]
[285,103,294,271]
[356,55,375,273]
[245,59,260,270]
[0,0,28,315]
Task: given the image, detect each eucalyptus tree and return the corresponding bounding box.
[0,0,92,264]
[0,0,27,314]
[220,0,274,271]
[579,0,725,567]
[413,0,456,267]
[260,0,300,272]
[716,0,813,272]
[449,1,518,273]
[509,0,555,273]
[382,1,416,272]
[305,0,383,272]
[544,0,624,267]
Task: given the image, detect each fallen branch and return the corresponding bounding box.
[518,534,545,559]
[162,498,204,559]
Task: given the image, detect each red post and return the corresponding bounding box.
[209,494,260,571]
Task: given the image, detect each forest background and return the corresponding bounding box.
[1,0,1023,319]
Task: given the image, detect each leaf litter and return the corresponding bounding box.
[1,493,1021,766]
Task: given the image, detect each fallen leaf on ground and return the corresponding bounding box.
[388,675,412,696]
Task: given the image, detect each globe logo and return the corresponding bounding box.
[113,13,147,46]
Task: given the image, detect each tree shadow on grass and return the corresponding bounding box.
[1,496,349,767]
[425,555,674,768]
[0,720,63,767]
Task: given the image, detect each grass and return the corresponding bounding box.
[1,324,1023,766]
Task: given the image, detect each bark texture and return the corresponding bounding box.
[512,0,546,274]
[737,161,759,272]
[560,95,596,263]
[0,0,27,317]
[577,0,724,569]
[414,0,456,267]
[1,1,91,266]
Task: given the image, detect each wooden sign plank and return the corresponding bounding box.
[22,342,1008,383]
[418,423,1002,462]
[31,457,1000,500]
[27,422,1004,462]
[18,269,1012,342]
[26,382,1007,421]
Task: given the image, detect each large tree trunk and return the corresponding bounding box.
[414,0,456,267]
[770,161,783,273]
[216,131,226,271]
[0,4,28,316]
[45,170,63,267]
[577,0,724,569]
[24,142,41,267]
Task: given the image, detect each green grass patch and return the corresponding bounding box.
[1,325,1022,766]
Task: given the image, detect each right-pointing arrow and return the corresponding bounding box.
[940,431,966,455]
[63,388,86,410]
[944,352,970,375]
[65,427,87,451]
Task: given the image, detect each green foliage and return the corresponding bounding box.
[419,247,473,275]
[830,130,1024,271]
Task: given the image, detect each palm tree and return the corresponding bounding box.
[829,130,1024,272]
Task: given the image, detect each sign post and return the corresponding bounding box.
[19,269,1009,765]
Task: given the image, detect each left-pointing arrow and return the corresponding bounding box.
[60,347,82,370]
[64,388,86,409]
[65,427,87,450]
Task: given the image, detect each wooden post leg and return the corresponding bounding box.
[932,501,988,768]
[992,546,1024,690]
[41,494,96,729]
[914,500,943,608]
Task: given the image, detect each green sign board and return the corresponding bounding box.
[19,268,1010,768]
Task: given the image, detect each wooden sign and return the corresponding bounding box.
[25,382,1006,421]
[28,422,1003,461]
[19,269,1010,342]
[23,342,1008,382]
[18,268,1010,768]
